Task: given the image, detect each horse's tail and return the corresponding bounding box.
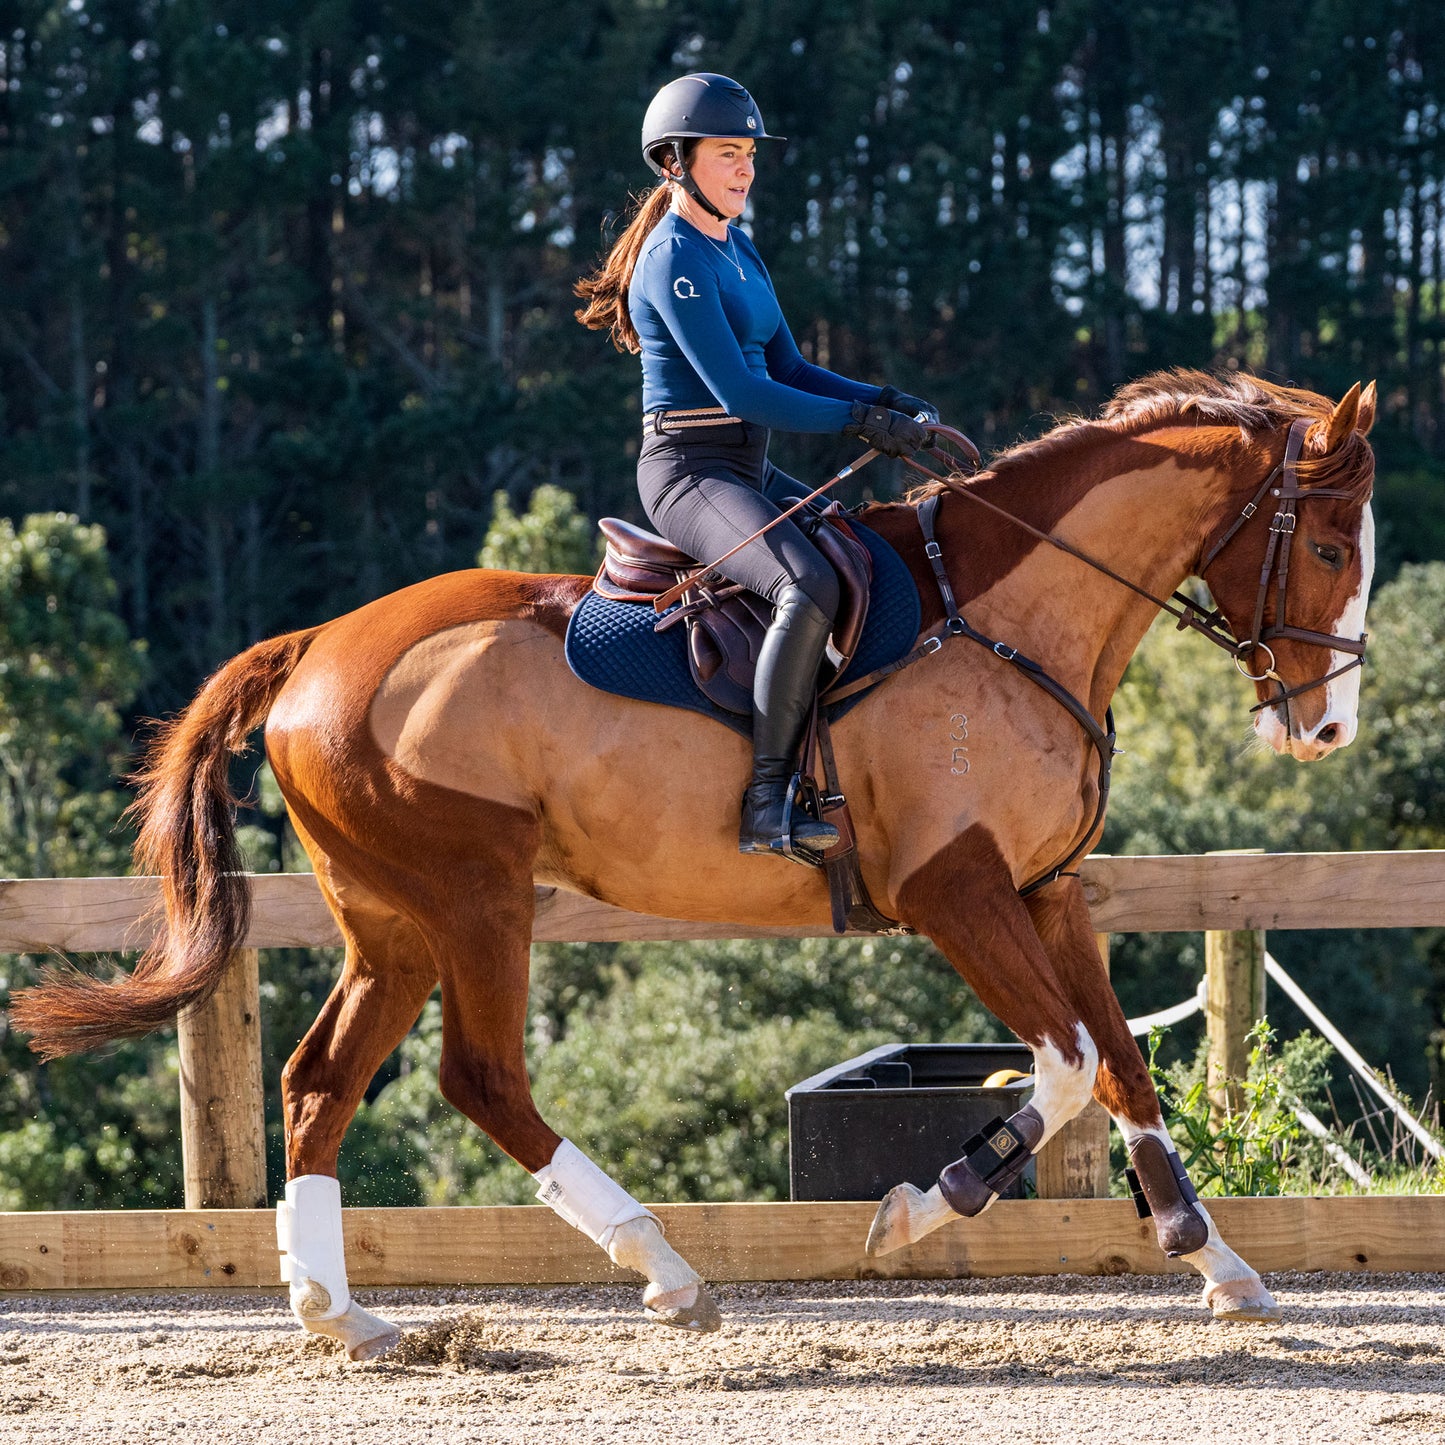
[11,626,323,1060]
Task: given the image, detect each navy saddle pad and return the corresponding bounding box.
[564,519,922,738]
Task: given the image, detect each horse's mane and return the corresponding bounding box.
[896,369,1374,507]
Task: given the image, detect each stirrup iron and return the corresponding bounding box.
[780,770,836,865]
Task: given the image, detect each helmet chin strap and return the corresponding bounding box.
[670,141,730,223]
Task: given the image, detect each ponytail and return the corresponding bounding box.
[577,141,697,353]
[573,184,673,354]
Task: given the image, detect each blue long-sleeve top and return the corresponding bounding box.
[629,210,881,432]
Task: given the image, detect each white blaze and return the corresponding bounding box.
[1312,502,1375,748]
[1255,501,1375,755]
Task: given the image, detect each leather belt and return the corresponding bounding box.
[644,407,743,435]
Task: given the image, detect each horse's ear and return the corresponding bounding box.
[1355,380,1377,436]
[1318,382,1361,453]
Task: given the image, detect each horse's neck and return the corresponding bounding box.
[937,431,1235,716]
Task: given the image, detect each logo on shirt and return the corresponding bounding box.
[673,276,699,299]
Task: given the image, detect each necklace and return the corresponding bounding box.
[705,229,747,282]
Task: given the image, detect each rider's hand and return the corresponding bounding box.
[843,401,932,458]
[877,385,941,424]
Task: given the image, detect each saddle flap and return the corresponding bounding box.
[565,514,921,741]
[809,503,873,675]
[686,588,773,714]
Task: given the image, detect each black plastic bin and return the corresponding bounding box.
[785,1042,1036,1201]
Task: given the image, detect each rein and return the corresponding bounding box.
[650,427,984,614]
[904,418,1368,716]
[650,448,881,613]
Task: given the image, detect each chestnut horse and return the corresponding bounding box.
[15,370,1376,1360]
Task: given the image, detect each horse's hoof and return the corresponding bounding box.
[346,1324,402,1362]
[643,1281,722,1333]
[297,1298,403,1361]
[1204,1278,1282,1323]
[866,1182,925,1257]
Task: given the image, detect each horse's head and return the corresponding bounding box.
[1199,383,1376,761]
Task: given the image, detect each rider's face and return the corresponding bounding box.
[681,138,756,220]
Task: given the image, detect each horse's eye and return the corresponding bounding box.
[1311,542,1343,569]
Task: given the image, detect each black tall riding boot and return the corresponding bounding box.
[739,585,841,861]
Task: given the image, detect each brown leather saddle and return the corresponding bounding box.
[591,505,874,716]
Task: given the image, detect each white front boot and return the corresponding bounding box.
[276,1174,400,1361]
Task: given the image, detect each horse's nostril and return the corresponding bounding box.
[1316,724,1338,746]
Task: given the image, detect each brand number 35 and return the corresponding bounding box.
[950,713,969,775]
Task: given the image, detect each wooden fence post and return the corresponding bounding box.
[1205,925,1267,1121]
[1202,847,1267,1123]
[177,948,268,1209]
[1035,932,1113,1198]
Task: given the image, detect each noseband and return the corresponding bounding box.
[909,416,1369,717]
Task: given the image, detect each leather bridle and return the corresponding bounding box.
[906,416,1370,720]
[1196,417,1368,717]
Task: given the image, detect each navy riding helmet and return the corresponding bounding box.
[641,73,786,220]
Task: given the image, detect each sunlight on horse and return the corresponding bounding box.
[12,370,1376,1355]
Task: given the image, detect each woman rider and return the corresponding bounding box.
[575,73,939,862]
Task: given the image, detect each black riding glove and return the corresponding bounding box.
[842,402,932,459]
[877,385,941,424]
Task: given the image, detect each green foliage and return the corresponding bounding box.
[1145,1021,1328,1197]
[0,514,144,876]
[1329,562,1445,850]
[1104,611,1323,857]
[1105,565,1445,1102]
[3,2,1445,1211]
[1374,466,1445,577]
[0,1004,182,1209]
[1103,559,1445,855]
[1314,1161,1445,1196]
[235,761,315,875]
[0,516,171,1210]
[477,484,596,576]
[3,0,1443,713]
[1140,1020,1445,1197]
[0,1122,89,1212]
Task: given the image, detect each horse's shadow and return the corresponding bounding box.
[698,1354,1445,1396]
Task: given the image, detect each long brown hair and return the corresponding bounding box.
[575,145,693,353]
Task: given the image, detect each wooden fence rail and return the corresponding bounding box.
[5,851,1445,955]
[2,851,1442,1218]
[5,1197,1443,1291]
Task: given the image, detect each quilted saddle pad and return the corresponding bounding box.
[564,519,922,738]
